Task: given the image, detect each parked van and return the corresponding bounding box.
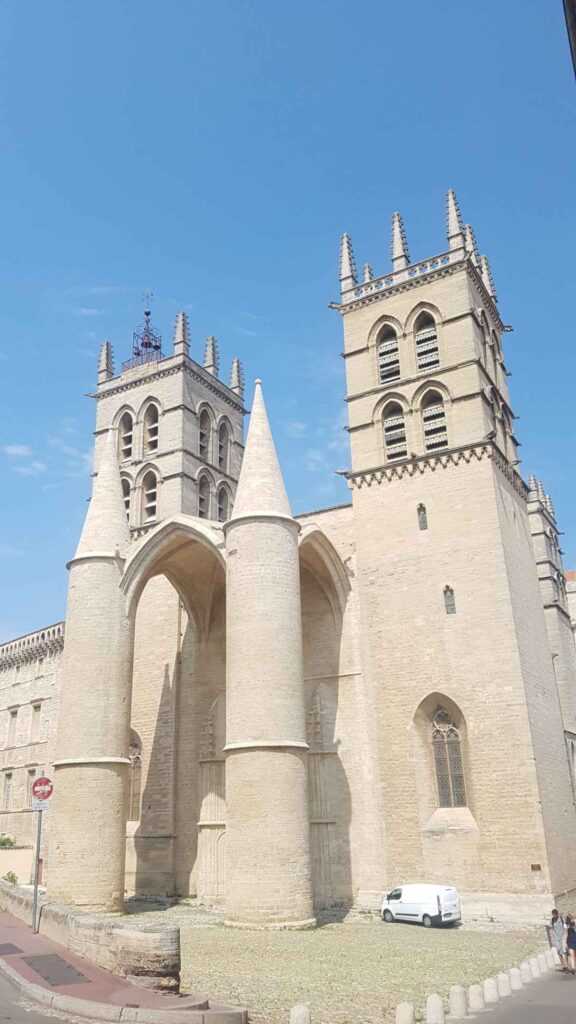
[381,884,461,927]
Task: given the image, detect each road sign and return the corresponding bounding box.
[31,777,53,934]
[31,777,53,801]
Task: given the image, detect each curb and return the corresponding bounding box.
[0,955,246,1024]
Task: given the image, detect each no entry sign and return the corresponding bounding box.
[32,777,53,801]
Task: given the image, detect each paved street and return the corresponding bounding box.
[0,973,69,1023]
[487,969,576,1022]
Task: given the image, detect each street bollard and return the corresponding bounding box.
[290,1006,311,1024]
[467,984,484,1012]
[497,971,511,998]
[395,1003,415,1024]
[529,956,541,979]
[448,985,467,1019]
[509,966,523,991]
[483,977,499,1004]
[520,960,532,984]
[425,992,445,1024]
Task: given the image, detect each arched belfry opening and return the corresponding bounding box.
[121,519,227,901]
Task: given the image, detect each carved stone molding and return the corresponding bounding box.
[0,623,65,672]
[346,442,528,499]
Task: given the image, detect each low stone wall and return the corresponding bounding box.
[0,881,180,992]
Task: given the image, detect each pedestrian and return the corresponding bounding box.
[550,909,567,970]
[566,915,576,973]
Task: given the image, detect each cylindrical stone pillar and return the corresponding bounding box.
[48,429,133,911]
[224,514,314,928]
[49,554,132,909]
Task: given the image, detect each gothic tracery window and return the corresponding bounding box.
[432,707,466,808]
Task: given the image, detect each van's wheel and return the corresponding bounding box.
[422,914,432,928]
[382,909,394,923]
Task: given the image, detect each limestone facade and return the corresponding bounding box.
[3,192,576,923]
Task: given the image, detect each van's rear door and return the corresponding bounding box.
[439,887,460,920]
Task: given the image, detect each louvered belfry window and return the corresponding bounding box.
[432,707,466,808]
[378,326,400,383]
[383,404,407,461]
[415,313,440,370]
[422,392,448,452]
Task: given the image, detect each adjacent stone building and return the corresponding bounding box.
[2,191,576,924]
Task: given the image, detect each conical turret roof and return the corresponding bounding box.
[231,380,291,520]
[74,429,131,559]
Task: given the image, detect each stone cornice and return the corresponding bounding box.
[334,253,503,330]
[92,359,246,414]
[345,441,528,499]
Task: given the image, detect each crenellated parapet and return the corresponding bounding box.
[0,622,64,672]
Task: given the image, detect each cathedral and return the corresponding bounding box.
[1,190,576,927]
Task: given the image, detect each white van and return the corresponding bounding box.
[381,884,461,928]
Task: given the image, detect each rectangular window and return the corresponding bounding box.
[3,773,12,811]
[27,769,36,808]
[31,704,41,744]
[7,710,18,748]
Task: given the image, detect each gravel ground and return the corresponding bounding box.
[118,902,544,1024]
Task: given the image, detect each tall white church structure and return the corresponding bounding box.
[2,191,576,925]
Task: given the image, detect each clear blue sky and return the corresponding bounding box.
[0,1,574,642]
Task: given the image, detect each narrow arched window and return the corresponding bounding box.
[142,470,158,522]
[199,409,211,461]
[217,486,229,523]
[443,585,456,614]
[377,326,400,384]
[383,403,407,461]
[414,313,439,371]
[421,391,448,452]
[417,503,428,530]
[218,422,230,472]
[144,404,159,454]
[198,475,211,519]
[432,707,466,808]
[128,734,142,822]
[119,412,133,461]
[121,477,131,520]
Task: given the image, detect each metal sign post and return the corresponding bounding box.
[31,777,53,934]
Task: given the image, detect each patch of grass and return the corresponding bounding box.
[180,920,544,1024]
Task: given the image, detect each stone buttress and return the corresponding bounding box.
[223,380,315,928]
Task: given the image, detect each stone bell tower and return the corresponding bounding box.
[335,191,576,910]
[94,308,246,530]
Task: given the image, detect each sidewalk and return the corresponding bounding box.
[486,967,576,1023]
[0,910,246,1023]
